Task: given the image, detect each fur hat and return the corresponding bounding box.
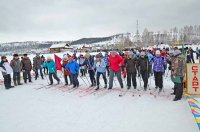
[13,54,19,57]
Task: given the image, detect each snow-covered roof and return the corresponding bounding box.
[50,43,68,49]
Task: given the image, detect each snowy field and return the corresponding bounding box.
[0,72,199,132]
[0,52,200,132]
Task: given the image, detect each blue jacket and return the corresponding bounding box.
[147,53,154,64]
[65,61,79,75]
[94,59,106,73]
[43,60,57,73]
[153,56,167,72]
[103,56,109,66]
[82,56,95,70]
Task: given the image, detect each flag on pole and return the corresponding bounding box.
[54,54,62,71]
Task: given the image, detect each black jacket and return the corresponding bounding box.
[124,58,138,73]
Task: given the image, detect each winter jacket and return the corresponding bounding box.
[124,58,137,74]
[138,56,150,72]
[171,54,186,78]
[79,57,85,69]
[65,61,80,75]
[0,60,13,75]
[62,60,71,75]
[21,58,32,71]
[43,60,57,73]
[33,57,43,69]
[103,56,109,66]
[109,54,123,72]
[10,58,22,72]
[153,56,166,72]
[94,59,106,73]
[146,53,153,64]
[81,56,95,70]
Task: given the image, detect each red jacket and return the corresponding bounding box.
[109,55,123,72]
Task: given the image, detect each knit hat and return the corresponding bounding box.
[63,54,68,59]
[155,50,161,55]
[140,52,145,56]
[110,51,117,56]
[85,53,90,59]
[128,51,134,56]
[96,54,101,58]
[174,50,182,56]
[47,56,52,60]
[168,50,174,54]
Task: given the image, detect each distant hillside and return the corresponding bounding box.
[70,37,112,45]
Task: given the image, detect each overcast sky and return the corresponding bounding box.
[0,0,199,43]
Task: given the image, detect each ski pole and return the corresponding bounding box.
[43,72,50,85]
[79,76,88,86]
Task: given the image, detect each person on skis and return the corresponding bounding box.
[33,53,44,80]
[108,51,123,90]
[94,54,107,90]
[124,51,137,89]
[65,55,80,88]
[62,55,72,85]
[138,51,150,91]
[43,56,60,85]
[153,50,167,92]
[81,53,96,87]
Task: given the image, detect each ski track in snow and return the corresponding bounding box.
[0,53,200,132]
[0,72,199,132]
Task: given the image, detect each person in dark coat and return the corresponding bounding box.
[189,47,195,63]
[21,54,32,83]
[33,53,44,80]
[138,52,150,91]
[171,50,186,101]
[124,51,137,89]
[10,54,23,86]
[81,53,96,87]
[0,56,14,89]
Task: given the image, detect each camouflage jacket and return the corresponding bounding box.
[171,54,186,78]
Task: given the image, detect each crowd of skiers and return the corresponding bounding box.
[1,46,198,101]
